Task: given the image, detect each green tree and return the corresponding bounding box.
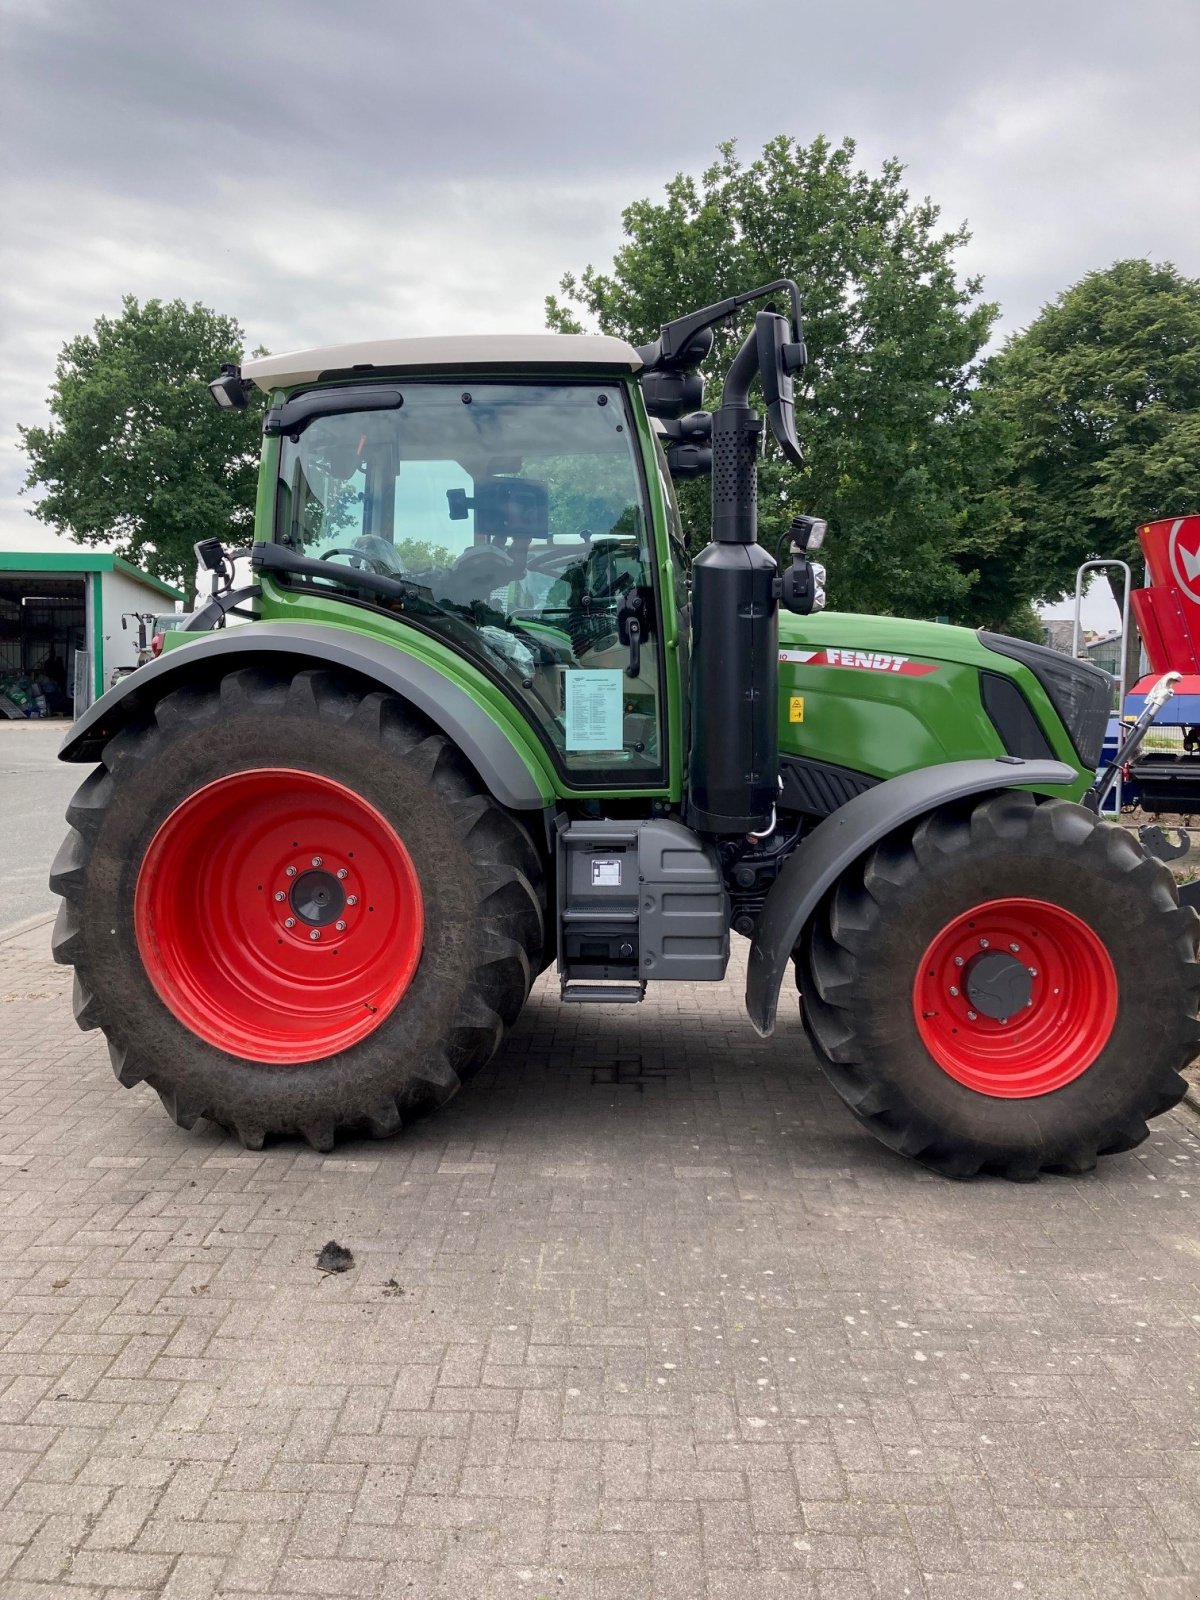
[20,296,264,585]
[546,135,1001,621]
[982,259,1200,619]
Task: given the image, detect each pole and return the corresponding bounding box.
[1072,560,1132,814]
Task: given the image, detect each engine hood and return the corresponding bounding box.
[778,610,1002,671]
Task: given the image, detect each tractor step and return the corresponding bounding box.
[560,980,646,1005]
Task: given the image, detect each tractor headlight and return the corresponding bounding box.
[979,632,1112,769]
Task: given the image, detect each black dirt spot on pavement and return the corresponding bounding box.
[316,1239,354,1274]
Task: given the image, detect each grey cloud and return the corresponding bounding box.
[2,0,1198,546]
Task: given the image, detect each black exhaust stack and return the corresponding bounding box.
[637,281,807,835]
[689,311,808,836]
[686,324,780,833]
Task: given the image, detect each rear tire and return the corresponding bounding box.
[49,667,546,1151]
[796,791,1200,1179]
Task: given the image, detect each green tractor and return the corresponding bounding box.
[50,279,1200,1178]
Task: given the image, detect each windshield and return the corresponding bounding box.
[274,381,663,780]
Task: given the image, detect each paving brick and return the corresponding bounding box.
[0,919,1197,1598]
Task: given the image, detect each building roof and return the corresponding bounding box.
[243,333,643,391]
[0,551,184,601]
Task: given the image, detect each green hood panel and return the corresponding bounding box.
[775,611,1092,799]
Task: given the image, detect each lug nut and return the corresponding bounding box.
[274,891,285,902]
[1009,942,1020,953]
[1028,967,1038,977]
[949,985,959,997]
[967,1010,978,1021]
[336,868,348,880]
[346,894,358,906]
[284,917,295,928]
[979,938,989,949]
[310,929,321,941]
[335,919,346,931]
[954,956,964,967]
[286,865,297,877]
[312,855,323,867]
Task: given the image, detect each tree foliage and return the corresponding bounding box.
[547,136,1001,621]
[20,296,264,585]
[980,259,1200,609]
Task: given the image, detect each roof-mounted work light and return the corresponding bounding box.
[208,363,250,410]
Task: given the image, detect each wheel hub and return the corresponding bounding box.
[288,869,346,927]
[963,950,1032,1021]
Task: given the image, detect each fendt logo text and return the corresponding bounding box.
[779,648,938,677]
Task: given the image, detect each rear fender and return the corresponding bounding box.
[745,757,1079,1036]
[59,621,552,812]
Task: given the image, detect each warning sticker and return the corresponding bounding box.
[789,694,805,723]
[565,669,624,751]
[591,858,623,888]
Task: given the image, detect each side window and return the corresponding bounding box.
[393,460,472,567]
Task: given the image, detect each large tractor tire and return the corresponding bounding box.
[797,791,1200,1180]
[49,667,546,1150]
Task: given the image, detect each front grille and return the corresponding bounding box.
[978,632,1113,770]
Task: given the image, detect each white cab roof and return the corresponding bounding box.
[243,333,642,391]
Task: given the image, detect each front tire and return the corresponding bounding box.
[797,791,1200,1179]
[49,667,546,1150]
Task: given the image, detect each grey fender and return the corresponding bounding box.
[59,621,551,812]
[745,757,1080,1036]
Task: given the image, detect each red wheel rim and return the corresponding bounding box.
[134,769,423,1064]
[913,897,1117,1097]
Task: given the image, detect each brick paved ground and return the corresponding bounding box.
[2,918,1199,1599]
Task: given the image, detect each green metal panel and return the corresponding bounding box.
[91,572,103,703]
[776,611,1092,800]
[255,431,281,541]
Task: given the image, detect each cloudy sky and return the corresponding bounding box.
[2,0,1197,618]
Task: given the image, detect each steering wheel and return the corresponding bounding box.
[523,543,593,578]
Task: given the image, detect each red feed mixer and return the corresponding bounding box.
[1125,515,1200,815]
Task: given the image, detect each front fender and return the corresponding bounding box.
[59,621,553,812]
[745,757,1079,1036]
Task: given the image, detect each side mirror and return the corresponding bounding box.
[755,311,805,467]
[121,615,128,630]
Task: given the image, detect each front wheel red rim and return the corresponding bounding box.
[134,768,424,1064]
[913,897,1118,1097]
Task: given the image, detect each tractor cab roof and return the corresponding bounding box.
[242,334,643,392]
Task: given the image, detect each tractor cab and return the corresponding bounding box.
[237,336,680,794]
